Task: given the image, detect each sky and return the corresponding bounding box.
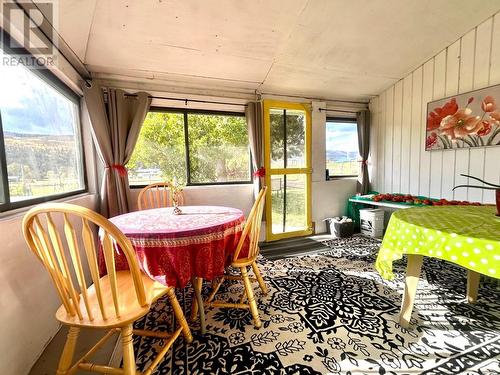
[0,48,77,136]
[326,121,358,153]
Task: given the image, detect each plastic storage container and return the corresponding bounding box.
[324,217,354,238]
[359,208,385,238]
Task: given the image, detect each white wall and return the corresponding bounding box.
[370,14,500,204]
[0,194,98,375]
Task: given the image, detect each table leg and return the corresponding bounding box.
[191,277,206,334]
[399,254,423,328]
[467,270,480,303]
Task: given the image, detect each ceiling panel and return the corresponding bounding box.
[85,34,271,83]
[261,63,399,101]
[275,0,500,79]
[50,0,500,100]
[35,0,97,60]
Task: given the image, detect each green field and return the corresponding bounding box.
[271,187,306,233]
[327,160,358,176]
[9,179,81,201]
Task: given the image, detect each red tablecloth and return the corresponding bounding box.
[102,206,245,288]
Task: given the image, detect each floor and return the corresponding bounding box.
[29,326,118,375]
[131,235,500,374]
[29,235,500,374]
[259,234,333,260]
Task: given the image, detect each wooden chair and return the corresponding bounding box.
[204,187,268,328]
[137,182,184,210]
[22,203,192,375]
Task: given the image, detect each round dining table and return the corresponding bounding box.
[103,205,246,333]
[375,205,499,327]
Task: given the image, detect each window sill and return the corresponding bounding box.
[0,192,96,221]
[327,176,358,181]
[130,182,253,189]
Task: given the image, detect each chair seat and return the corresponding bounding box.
[56,271,168,328]
[232,253,258,268]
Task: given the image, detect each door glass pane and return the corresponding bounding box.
[270,109,285,169]
[271,174,285,234]
[270,108,306,169]
[285,174,307,232]
[270,174,307,234]
[285,110,306,168]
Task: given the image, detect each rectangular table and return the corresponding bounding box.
[375,205,499,328]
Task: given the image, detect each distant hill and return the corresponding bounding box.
[326,150,358,162]
[4,131,75,140]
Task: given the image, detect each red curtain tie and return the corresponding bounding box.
[253,167,265,177]
[106,164,128,177]
[358,160,368,166]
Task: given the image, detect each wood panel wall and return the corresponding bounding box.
[370,13,500,204]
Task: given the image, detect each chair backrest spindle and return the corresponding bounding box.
[137,182,184,210]
[23,203,147,323]
[233,187,267,262]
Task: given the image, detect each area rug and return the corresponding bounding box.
[132,236,500,374]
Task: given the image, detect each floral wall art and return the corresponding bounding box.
[426,84,500,150]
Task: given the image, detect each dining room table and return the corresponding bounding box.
[375,205,499,328]
[101,205,246,334]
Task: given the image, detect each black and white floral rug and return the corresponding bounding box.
[132,235,500,374]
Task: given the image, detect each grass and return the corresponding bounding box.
[327,160,358,176]
[271,188,307,233]
[9,179,81,201]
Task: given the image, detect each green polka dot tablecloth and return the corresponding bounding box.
[376,206,500,280]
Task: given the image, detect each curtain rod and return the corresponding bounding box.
[259,92,368,105]
[123,93,248,107]
[318,108,359,114]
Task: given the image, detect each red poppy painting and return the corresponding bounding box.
[425,84,500,150]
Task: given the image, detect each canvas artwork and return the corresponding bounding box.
[425,84,500,150]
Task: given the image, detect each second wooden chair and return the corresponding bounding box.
[137,181,184,210]
[204,187,268,328]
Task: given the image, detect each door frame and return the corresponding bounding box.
[263,100,312,241]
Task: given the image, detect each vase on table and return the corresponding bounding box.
[170,178,184,215]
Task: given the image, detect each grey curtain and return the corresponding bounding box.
[246,102,264,199]
[356,110,371,195]
[83,83,151,217]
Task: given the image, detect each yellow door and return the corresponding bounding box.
[263,100,312,241]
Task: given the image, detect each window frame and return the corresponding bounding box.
[129,107,253,188]
[0,32,87,213]
[325,116,359,179]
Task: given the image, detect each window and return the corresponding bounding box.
[128,109,251,186]
[325,118,359,177]
[0,45,85,212]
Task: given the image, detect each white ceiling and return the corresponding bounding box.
[50,0,500,101]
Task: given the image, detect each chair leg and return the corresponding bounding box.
[121,325,136,375]
[56,327,80,375]
[166,288,193,343]
[251,261,268,295]
[241,266,261,329]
